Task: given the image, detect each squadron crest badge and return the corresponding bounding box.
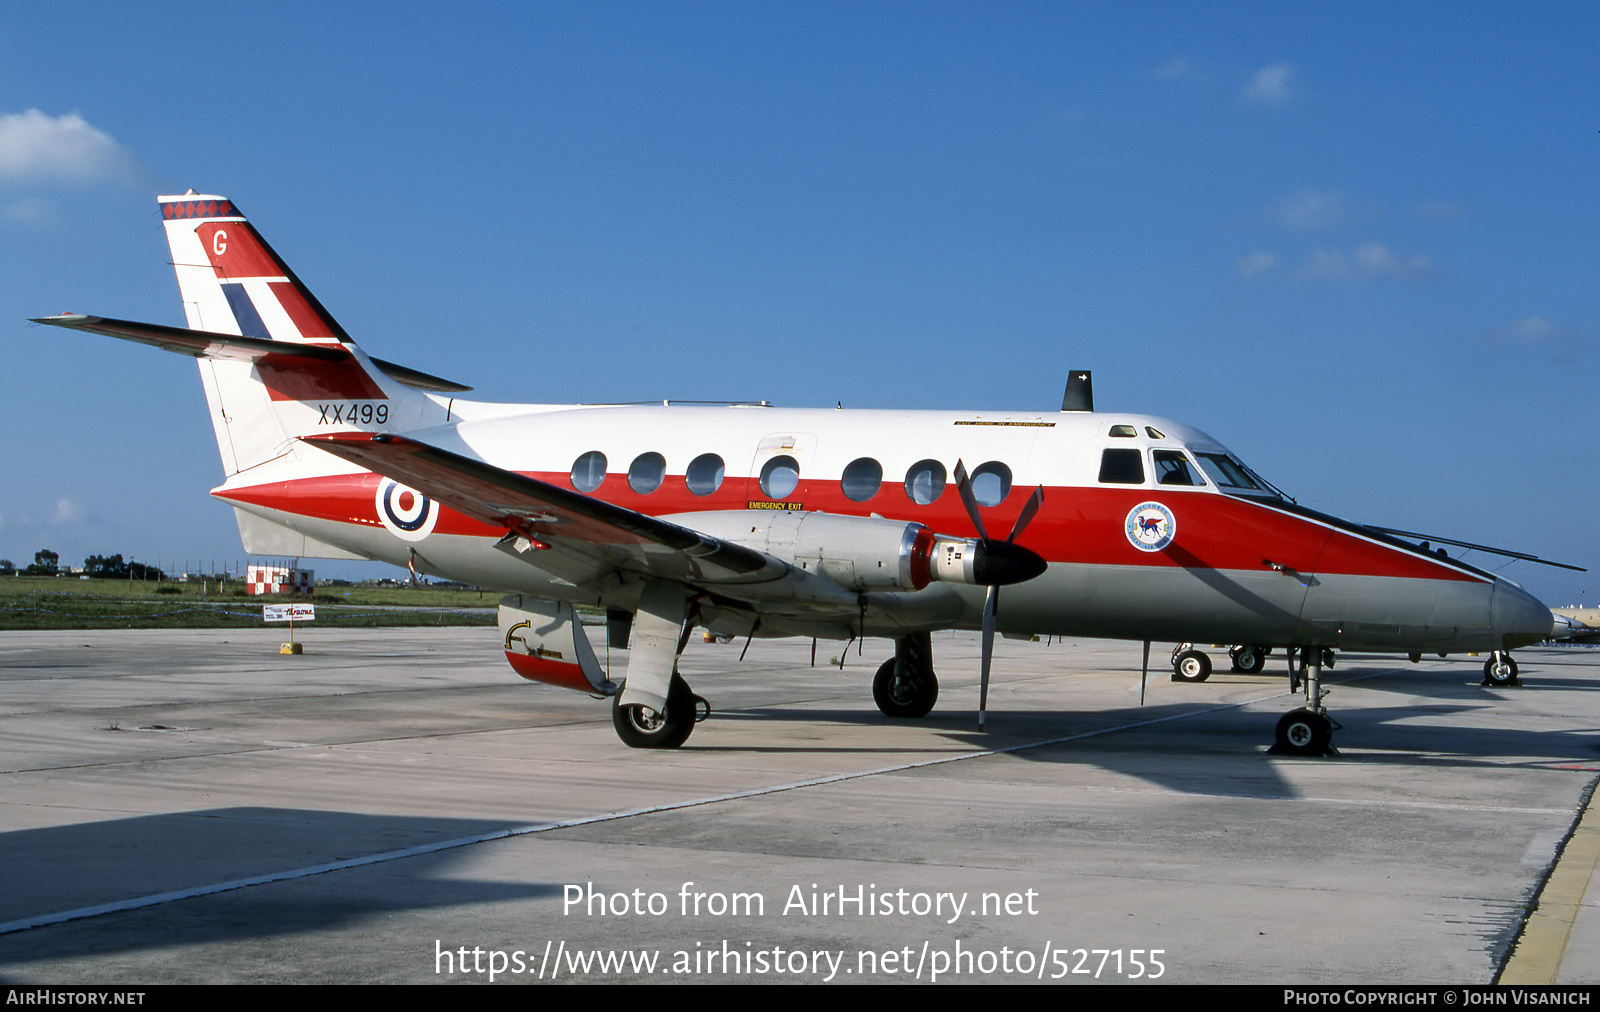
[1125,502,1176,552]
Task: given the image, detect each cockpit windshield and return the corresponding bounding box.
[1194,452,1284,500]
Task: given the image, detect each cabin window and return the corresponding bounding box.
[1152,450,1203,487]
[760,455,800,499]
[971,461,1012,506]
[1098,448,1145,484]
[571,451,607,493]
[628,452,667,494]
[841,457,882,502]
[904,459,947,505]
[685,453,725,496]
[1109,424,1138,438]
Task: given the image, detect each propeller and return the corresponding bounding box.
[952,460,1045,731]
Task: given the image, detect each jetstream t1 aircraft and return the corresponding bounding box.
[35,193,1556,754]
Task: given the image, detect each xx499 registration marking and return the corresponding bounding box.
[317,402,389,426]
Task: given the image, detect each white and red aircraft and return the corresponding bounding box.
[35,193,1557,754]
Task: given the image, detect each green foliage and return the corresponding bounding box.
[84,554,130,579]
[0,575,494,630]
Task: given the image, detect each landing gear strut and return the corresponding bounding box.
[874,632,939,718]
[1272,647,1339,757]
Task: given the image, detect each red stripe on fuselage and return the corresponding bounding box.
[217,471,1481,582]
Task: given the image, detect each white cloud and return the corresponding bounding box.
[50,496,89,525]
[1352,242,1433,279]
[1506,316,1556,340]
[1297,243,1434,281]
[1236,251,1278,278]
[1416,200,1464,220]
[1150,57,1196,81]
[3,196,54,224]
[1481,316,1591,360]
[1271,188,1345,231]
[1242,63,1297,106]
[0,109,143,186]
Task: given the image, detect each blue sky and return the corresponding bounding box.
[2,2,1595,604]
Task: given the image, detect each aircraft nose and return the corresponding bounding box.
[1492,579,1553,649]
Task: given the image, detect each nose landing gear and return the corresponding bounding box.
[1271,647,1340,757]
[1482,651,1520,687]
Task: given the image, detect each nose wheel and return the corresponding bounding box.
[1170,644,1212,682]
[1229,644,1268,674]
[1275,708,1333,754]
[1482,652,1520,687]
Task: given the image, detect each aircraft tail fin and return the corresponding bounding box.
[161,194,348,344]
[149,193,454,475]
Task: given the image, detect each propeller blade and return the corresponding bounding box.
[1007,485,1044,543]
[951,459,989,541]
[979,583,998,731]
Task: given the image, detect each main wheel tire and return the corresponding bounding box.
[1483,654,1519,687]
[1230,645,1266,674]
[873,657,939,718]
[1172,649,1212,682]
[1275,707,1332,756]
[612,675,697,749]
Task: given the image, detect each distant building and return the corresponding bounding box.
[246,564,314,596]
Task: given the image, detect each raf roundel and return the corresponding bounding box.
[1125,501,1176,552]
[376,480,438,541]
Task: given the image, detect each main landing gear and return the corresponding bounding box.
[1271,646,1340,757]
[874,632,939,718]
[611,673,711,749]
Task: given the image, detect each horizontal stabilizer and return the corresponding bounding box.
[32,314,471,392]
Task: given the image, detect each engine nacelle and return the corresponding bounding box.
[668,511,1046,593]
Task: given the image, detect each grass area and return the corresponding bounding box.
[0,575,497,630]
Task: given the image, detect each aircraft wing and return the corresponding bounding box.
[302,432,786,588]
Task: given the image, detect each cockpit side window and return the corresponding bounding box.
[1098,448,1145,484]
[1195,452,1270,494]
[1153,450,1204,487]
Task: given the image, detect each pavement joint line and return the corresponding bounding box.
[0,683,1312,937]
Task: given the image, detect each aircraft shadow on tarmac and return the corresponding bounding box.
[696,662,1599,800]
[0,807,554,968]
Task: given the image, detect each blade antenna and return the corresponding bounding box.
[1140,640,1150,706]
[739,617,761,662]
